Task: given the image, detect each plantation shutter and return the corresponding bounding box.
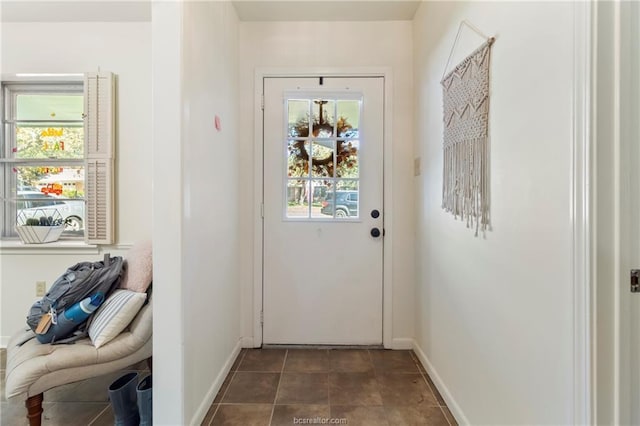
[84,72,115,244]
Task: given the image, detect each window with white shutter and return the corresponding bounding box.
[0,72,116,244]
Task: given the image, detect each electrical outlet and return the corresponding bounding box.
[35,281,46,297]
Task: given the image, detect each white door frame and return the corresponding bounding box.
[591,1,640,424]
[600,1,640,424]
[253,67,394,349]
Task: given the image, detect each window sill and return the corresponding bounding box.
[0,239,98,255]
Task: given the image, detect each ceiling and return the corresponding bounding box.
[1,1,152,23]
[231,1,421,22]
[1,0,420,23]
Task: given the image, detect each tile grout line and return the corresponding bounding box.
[207,349,247,426]
[209,402,277,406]
[367,349,392,426]
[88,404,110,425]
[417,362,443,405]
[327,350,332,413]
[268,349,288,426]
[439,405,454,426]
[410,352,453,426]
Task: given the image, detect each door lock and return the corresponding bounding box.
[631,270,640,293]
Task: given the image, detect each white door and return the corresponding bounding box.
[262,77,384,345]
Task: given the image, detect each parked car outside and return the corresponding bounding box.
[320,190,359,218]
[17,191,84,231]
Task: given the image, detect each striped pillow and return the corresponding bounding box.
[88,289,147,348]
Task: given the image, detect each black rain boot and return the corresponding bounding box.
[137,374,152,426]
[108,372,140,426]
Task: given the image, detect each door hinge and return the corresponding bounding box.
[260,310,264,325]
[260,203,264,218]
[261,94,265,111]
[631,269,640,293]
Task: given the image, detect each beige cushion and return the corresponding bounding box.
[119,240,152,293]
[89,290,147,348]
[4,295,152,399]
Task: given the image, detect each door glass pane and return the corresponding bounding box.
[336,140,359,178]
[335,180,359,219]
[288,140,309,177]
[312,99,335,137]
[337,100,360,138]
[319,182,335,218]
[288,100,310,137]
[311,180,329,218]
[311,140,334,178]
[287,179,309,218]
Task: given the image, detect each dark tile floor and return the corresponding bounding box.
[0,348,149,426]
[1,348,457,426]
[202,349,458,426]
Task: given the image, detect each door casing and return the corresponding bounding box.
[252,68,394,349]
[618,1,640,424]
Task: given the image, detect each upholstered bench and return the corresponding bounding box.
[4,241,153,426]
[4,296,152,426]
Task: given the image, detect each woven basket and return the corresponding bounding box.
[15,225,64,244]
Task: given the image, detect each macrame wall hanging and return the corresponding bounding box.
[441,21,495,236]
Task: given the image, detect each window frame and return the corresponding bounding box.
[283,91,363,221]
[1,80,85,240]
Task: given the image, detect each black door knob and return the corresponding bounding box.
[371,209,380,219]
[371,228,381,238]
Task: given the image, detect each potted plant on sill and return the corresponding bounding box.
[15,210,65,244]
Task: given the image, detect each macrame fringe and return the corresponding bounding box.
[442,138,490,236]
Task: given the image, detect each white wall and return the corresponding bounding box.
[181,1,241,424]
[152,2,242,424]
[413,2,575,425]
[0,21,152,344]
[238,20,416,345]
[151,1,184,424]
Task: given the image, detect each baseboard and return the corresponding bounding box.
[190,338,242,426]
[390,337,414,350]
[412,340,469,426]
[1,336,9,348]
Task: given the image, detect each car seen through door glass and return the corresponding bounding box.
[320,190,359,218]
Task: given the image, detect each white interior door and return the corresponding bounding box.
[262,76,384,345]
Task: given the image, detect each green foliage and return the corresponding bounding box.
[62,188,83,198]
[15,126,83,187]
